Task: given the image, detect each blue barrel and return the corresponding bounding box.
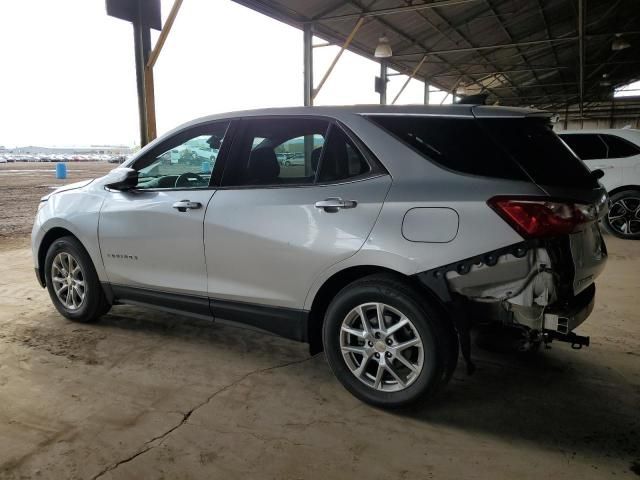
[55,163,67,179]
[201,160,212,174]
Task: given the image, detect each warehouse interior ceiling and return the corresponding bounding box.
[232,0,640,114]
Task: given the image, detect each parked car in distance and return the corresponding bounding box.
[32,105,608,408]
[276,152,296,165]
[282,156,304,167]
[558,129,640,239]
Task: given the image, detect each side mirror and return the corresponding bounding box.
[591,169,605,180]
[104,168,138,191]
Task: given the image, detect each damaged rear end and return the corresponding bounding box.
[446,196,607,350]
[445,108,608,350]
[369,107,608,364]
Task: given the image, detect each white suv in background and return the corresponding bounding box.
[559,129,640,239]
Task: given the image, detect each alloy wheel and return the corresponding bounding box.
[51,252,86,310]
[607,196,640,237]
[340,302,424,392]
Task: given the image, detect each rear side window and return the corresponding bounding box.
[599,134,640,158]
[369,115,597,189]
[367,116,527,181]
[560,134,607,160]
[482,118,598,189]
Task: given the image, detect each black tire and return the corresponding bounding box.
[322,274,456,408]
[603,189,640,240]
[44,236,110,323]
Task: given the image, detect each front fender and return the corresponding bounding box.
[34,189,107,282]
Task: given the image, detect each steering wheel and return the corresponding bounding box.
[175,172,204,188]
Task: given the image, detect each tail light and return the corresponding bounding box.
[488,196,596,238]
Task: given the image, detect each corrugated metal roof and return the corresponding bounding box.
[231,0,640,112]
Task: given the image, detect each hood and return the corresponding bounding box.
[41,179,94,201]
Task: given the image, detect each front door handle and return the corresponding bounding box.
[315,197,358,212]
[172,200,202,212]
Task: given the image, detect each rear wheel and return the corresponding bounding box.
[44,236,110,322]
[322,274,455,408]
[604,189,640,239]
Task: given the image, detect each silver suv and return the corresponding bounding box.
[32,105,608,407]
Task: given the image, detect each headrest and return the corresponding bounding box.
[248,147,280,184]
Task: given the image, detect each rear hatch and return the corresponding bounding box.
[472,107,608,296]
[367,108,608,297]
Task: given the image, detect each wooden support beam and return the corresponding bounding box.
[147,0,183,68]
[144,66,157,142]
[392,56,426,104]
[141,0,183,142]
[312,17,364,101]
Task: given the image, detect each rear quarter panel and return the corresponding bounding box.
[302,118,547,310]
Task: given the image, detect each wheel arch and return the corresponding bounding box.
[608,184,640,197]
[306,265,452,355]
[38,227,114,304]
[37,227,82,287]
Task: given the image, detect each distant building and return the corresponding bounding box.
[5,145,134,155]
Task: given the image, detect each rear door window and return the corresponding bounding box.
[317,125,371,183]
[221,118,329,187]
[559,134,607,160]
[599,134,640,158]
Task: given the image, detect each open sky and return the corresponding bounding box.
[0,0,450,148]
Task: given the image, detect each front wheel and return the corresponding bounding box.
[603,189,640,239]
[322,274,455,408]
[44,236,110,322]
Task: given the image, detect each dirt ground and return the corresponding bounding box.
[0,162,114,238]
[0,163,639,479]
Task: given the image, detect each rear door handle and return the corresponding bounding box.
[172,200,202,212]
[315,197,357,212]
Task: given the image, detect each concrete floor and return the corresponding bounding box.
[0,236,639,479]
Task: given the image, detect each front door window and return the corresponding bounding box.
[134,121,230,189]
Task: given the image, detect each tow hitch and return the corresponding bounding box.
[543,330,590,349]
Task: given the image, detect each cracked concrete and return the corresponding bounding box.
[90,356,317,480]
[0,236,639,479]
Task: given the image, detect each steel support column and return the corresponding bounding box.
[303,23,313,106]
[424,82,430,104]
[578,0,585,117]
[133,11,152,147]
[379,61,388,105]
